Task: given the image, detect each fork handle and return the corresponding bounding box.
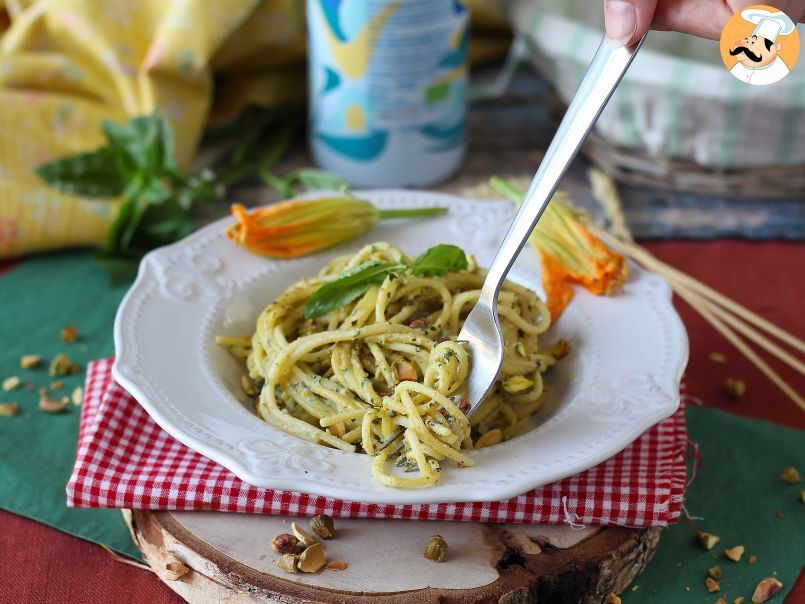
[480,35,645,304]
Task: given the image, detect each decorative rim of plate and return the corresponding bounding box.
[113,190,688,505]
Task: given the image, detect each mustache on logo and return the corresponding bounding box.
[730,46,763,62]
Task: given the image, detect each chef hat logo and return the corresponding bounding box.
[719,4,800,86]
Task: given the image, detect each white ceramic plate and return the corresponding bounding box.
[113,190,688,505]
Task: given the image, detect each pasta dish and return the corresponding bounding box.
[220,242,565,488]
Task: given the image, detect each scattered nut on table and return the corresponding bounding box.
[276,553,299,573]
[164,561,190,581]
[708,565,722,580]
[748,555,758,564]
[71,386,84,406]
[291,521,319,547]
[297,543,326,573]
[0,402,20,417]
[49,353,79,377]
[698,531,720,550]
[325,560,347,571]
[779,466,802,484]
[270,533,299,554]
[723,377,746,401]
[603,594,621,604]
[39,396,68,414]
[2,376,21,391]
[724,545,745,562]
[60,325,79,342]
[20,355,42,369]
[705,577,720,592]
[310,514,335,540]
[423,535,448,562]
[751,577,783,603]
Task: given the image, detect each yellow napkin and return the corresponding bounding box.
[0,0,506,259]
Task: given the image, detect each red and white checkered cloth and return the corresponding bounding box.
[67,359,688,527]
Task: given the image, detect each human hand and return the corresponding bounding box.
[604,0,805,46]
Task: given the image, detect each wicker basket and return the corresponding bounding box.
[583,131,805,198]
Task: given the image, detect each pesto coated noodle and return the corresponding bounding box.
[227,242,562,488]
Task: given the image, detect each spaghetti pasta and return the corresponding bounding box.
[234,242,562,488]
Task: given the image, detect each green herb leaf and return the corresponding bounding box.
[101,113,172,173]
[291,168,349,192]
[411,244,468,276]
[304,260,400,319]
[35,147,128,197]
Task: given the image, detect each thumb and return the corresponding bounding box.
[604,0,658,48]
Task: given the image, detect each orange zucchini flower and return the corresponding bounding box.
[490,178,628,320]
[227,197,445,258]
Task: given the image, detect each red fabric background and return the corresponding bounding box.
[1,239,803,603]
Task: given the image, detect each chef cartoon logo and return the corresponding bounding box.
[720,5,799,85]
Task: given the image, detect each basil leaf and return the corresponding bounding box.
[304,261,399,319]
[411,244,468,276]
[35,147,128,197]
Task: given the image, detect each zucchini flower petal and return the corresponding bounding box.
[490,178,628,320]
[227,197,379,258]
[532,192,628,319]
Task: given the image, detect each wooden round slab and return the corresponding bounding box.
[125,510,661,603]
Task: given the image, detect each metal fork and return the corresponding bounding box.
[458,35,646,417]
[371,36,645,457]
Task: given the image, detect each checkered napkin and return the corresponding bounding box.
[67,359,688,527]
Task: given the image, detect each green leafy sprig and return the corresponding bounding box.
[304,244,468,319]
[36,108,303,281]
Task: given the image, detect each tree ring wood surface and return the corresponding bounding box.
[126,510,662,604]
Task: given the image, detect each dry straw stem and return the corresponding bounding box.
[588,169,804,413]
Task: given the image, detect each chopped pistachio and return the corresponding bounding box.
[709,352,727,364]
[513,342,527,357]
[800,490,805,503]
[20,355,42,369]
[164,561,190,581]
[276,553,299,573]
[708,565,722,580]
[549,339,570,358]
[698,532,720,550]
[325,560,347,571]
[71,386,84,406]
[723,377,746,401]
[751,577,782,603]
[291,521,318,547]
[779,466,802,484]
[270,533,299,554]
[502,375,534,394]
[706,577,721,592]
[50,381,64,390]
[475,429,503,449]
[715,598,728,604]
[734,598,745,604]
[60,325,79,343]
[724,545,745,562]
[395,361,417,383]
[2,376,21,391]
[424,535,447,562]
[603,594,621,604]
[39,396,68,414]
[241,375,260,396]
[0,402,20,417]
[310,514,335,540]
[49,353,79,377]
[748,555,758,564]
[329,422,346,438]
[297,543,326,573]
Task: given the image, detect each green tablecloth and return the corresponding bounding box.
[0,252,802,601]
